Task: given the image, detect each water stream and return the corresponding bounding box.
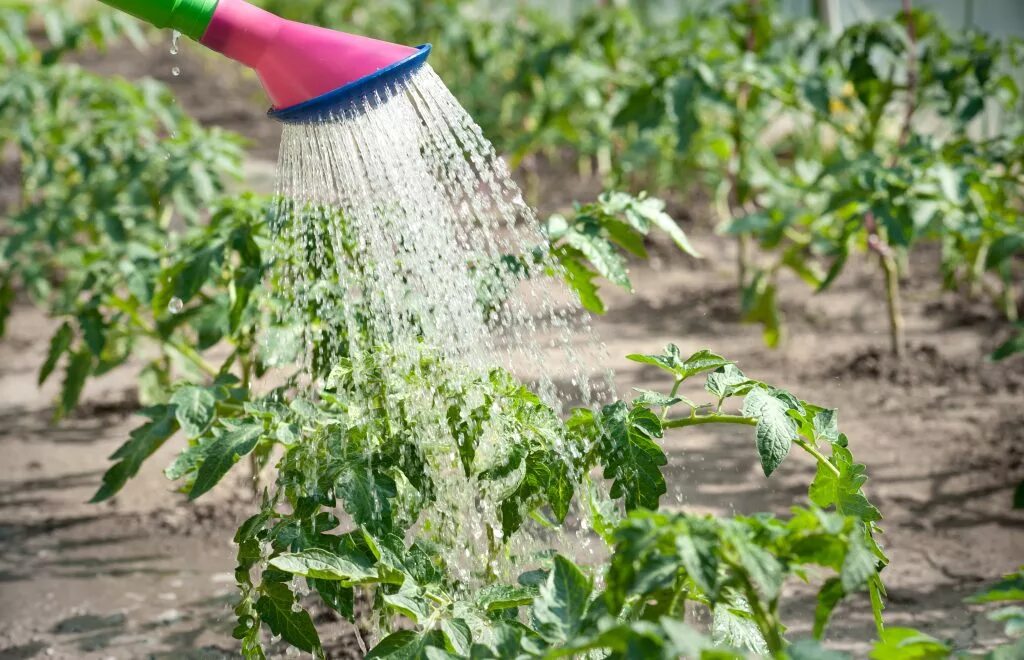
[269,64,615,584]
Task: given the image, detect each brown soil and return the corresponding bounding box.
[2,39,1022,660]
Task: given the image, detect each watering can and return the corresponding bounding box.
[96,0,431,123]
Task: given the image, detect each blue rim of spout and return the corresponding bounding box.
[268,44,432,124]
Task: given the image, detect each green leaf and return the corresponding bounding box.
[170,385,217,438]
[841,531,879,593]
[597,402,667,511]
[992,327,1024,361]
[441,618,472,655]
[742,275,782,348]
[814,578,845,639]
[477,584,537,611]
[627,345,730,382]
[712,599,768,656]
[675,518,720,598]
[742,387,797,477]
[92,405,179,502]
[868,627,950,660]
[367,630,445,659]
[636,194,701,258]
[338,462,397,536]
[269,548,378,585]
[632,389,685,408]
[556,249,605,315]
[0,274,13,339]
[547,460,573,523]
[788,638,851,660]
[967,569,1024,604]
[732,532,784,601]
[188,422,264,500]
[533,554,592,643]
[813,409,840,444]
[809,445,882,522]
[986,235,1024,270]
[562,229,630,288]
[671,75,702,157]
[312,579,354,621]
[254,582,321,654]
[382,581,431,624]
[39,322,72,385]
[705,364,754,400]
[57,349,92,418]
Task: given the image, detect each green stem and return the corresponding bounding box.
[795,437,841,478]
[881,253,905,358]
[663,414,758,429]
[661,377,684,421]
[115,299,219,377]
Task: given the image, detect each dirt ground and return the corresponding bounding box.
[1,40,1022,659]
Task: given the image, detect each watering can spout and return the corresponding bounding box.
[96,0,428,120]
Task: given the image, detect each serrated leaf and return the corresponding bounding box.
[813,409,840,443]
[269,548,377,585]
[742,387,797,477]
[732,532,784,601]
[841,532,878,593]
[556,249,605,315]
[533,554,592,643]
[382,581,431,624]
[809,445,882,522]
[675,519,719,598]
[597,402,667,511]
[367,630,445,659]
[632,388,686,408]
[57,349,92,418]
[170,385,216,437]
[312,579,354,621]
[338,462,397,536]
[562,228,630,288]
[814,578,845,639]
[627,345,730,382]
[39,322,72,385]
[712,599,768,656]
[254,582,320,654]
[441,618,472,655]
[705,364,754,400]
[92,405,179,502]
[189,422,264,500]
[477,584,537,611]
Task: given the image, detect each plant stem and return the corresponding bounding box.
[795,438,841,477]
[663,414,758,429]
[881,252,905,358]
[1004,280,1019,323]
[114,299,220,378]
[661,377,684,421]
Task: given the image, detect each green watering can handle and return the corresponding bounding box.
[97,0,220,41]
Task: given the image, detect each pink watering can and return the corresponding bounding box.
[97,0,431,123]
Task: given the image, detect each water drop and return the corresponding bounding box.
[167,297,184,314]
[170,30,181,55]
[171,66,181,77]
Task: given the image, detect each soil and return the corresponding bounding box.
[2,38,1023,659]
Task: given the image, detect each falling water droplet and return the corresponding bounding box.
[167,297,184,314]
[171,66,181,77]
[170,30,181,56]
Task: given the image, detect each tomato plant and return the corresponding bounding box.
[108,341,887,659]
